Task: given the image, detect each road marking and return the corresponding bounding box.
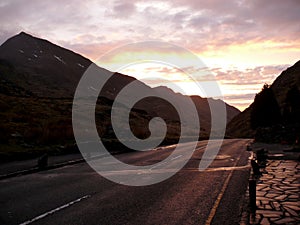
[19,195,91,225]
[203,165,250,172]
[171,155,183,161]
[149,154,183,171]
[149,161,168,170]
[195,146,206,151]
[205,151,244,225]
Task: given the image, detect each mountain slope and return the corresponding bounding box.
[0,32,240,125]
[0,32,92,97]
[227,60,300,138]
[0,32,240,158]
[271,60,300,106]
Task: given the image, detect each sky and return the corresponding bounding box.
[0,0,299,110]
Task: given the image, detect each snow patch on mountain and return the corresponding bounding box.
[54,55,66,64]
[77,63,85,68]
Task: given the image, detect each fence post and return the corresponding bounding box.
[249,179,256,212]
[38,153,48,170]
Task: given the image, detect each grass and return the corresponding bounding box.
[1,94,205,161]
[0,94,77,161]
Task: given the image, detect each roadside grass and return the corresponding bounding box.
[1,94,205,161]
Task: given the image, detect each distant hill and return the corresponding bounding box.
[227,60,300,139]
[0,32,240,159]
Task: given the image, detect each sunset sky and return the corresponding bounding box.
[0,0,299,110]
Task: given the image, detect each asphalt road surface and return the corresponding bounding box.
[0,139,252,225]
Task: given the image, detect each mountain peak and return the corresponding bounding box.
[18,31,31,36]
[8,31,36,41]
[0,31,93,97]
[0,31,39,50]
[16,31,38,39]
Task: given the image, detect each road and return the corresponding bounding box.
[0,139,252,225]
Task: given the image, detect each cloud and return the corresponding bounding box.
[0,0,94,43]
[0,0,299,55]
[224,93,256,100]
[165,0,300,51]
[213,64,290,86]
[0,0,299,110]
[111,0,136,18]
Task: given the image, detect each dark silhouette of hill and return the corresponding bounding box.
[227,60,300,140]
[0,32,240,159]
[250,84,281,129]
[0,32,138,98]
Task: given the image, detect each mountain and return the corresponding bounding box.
[227,60,300,138]
[0,32,139,98]
[0,32,240,158]
[271,61,300,106]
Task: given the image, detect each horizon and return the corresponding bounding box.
[1,0,300,110]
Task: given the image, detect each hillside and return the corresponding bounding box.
[227,60,300,138]
[0,32,240,159]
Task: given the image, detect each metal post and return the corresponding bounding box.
[249,179,256,212]
[38,153,48,170]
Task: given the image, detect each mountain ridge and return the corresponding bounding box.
[0,31,240,122]
[0,32,240,158]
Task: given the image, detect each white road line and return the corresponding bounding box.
[149,154,183,170]
[149,161,168,170]
[195,146,206,151]
[171,155,182,161]
[19,195,91,225]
